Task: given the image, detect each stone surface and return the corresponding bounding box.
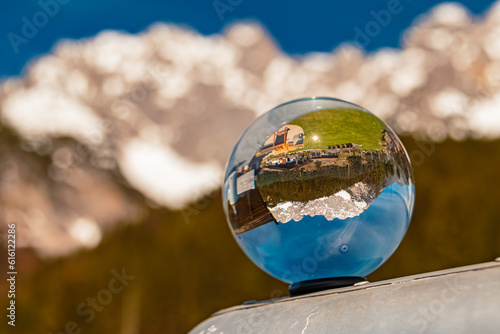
[189,261,500,334]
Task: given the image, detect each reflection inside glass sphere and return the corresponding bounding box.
[223,97,415,284]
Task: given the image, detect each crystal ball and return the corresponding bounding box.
[223,97,415,284]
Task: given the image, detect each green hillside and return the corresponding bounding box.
[290,108,387,151]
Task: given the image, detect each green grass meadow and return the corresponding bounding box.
[290,108,387,151]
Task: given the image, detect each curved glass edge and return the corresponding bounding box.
[221,97,416,283]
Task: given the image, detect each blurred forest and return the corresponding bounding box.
[1,135,500,334]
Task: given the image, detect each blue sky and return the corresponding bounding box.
[0,0,496,78]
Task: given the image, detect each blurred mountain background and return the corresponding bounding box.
[2,0,500,333]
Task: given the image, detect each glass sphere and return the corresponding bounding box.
[223,97,415,284]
